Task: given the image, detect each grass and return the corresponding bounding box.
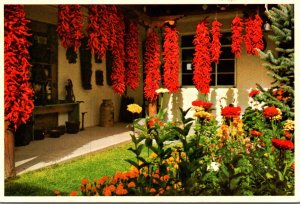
[5,142,150,196]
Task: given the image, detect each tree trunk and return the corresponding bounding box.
[5,121,15,178]
[148,101,157,116]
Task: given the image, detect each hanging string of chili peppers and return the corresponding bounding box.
[163,25,180,93]
[211,19,222,63]
[57,5,84,63]
[111,9,126,95]
[244,14,264,56]
[125,20,140,90]
[4,5,34,129]
[86,5,109,62]
[144,30,161,102]
[106,5,118,51]
[231,16,244,57]
[192,19,212,94]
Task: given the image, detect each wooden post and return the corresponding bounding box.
[148,101,157,116]
[4,121,15,178]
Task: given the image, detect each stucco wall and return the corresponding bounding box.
[25,5,145,127]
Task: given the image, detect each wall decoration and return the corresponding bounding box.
[192,19,211,94]
[231,16,244,57]
[144,30,161,102]
[163,24,180,93]
[111,9,126,95]
[211,19,222,63]
[86,5,109,62]
[125,20,140,90]
[244,14,264,56]
[79,37,92,90]
[4,5,34,129]
[57,5,84,63]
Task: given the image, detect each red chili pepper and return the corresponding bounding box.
[211,20,222,63]
[231,16,244,57]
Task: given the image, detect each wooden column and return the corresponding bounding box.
[4,121,15,178]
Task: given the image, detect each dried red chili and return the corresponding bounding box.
[125,20,140,90]
[4,5,34,129]
[211,20,222,63]
[231,16,244,57]
[193,19,211,94]
[144,30,161,102]
[163,26,180,93]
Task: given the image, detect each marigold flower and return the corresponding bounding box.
[283,120,294,131]
[284,131,292,139]
[250,130,262,137]
[69,191,78,196]
[150,188,156,193]
[192,100,213,110]
[127,103,142,114]
[148,117,163,128]
[81,178,89,185]
[109,185,116,192]
[221,105,241,118]
[291,162,295,171]
[102,186,112,196]
[249,89,260,97]
[116,184,128,195]
[128,181,136,188]
[272,138,294,150]
[163,175,170,182]
[193,111,214,121]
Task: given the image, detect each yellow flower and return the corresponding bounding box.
[155,88,169,94]
[193,111,214,121]
[127,104,142,114]
[283,119,294,131]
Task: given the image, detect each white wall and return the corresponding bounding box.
[25,5,145,127]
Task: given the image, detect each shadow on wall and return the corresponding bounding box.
[162,90,183,122]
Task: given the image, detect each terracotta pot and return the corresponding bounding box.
[148,101,157,116]
[4,121,15,178]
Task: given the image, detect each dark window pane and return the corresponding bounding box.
[182,62,193,73]
[210,74,216,86]
[220,32,232,45]
[211,63,216,73]
[181,35,194,47]
[217,74,235,85]
[182,49,194,61]
[182,74,194,86]
[220,47,234,59]
[217,60,235,72]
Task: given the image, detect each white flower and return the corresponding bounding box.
[155,88,169,94]
[207,162,221,172]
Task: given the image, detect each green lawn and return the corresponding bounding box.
[5,142,149,196]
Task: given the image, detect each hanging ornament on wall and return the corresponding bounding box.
[144,30,161,102]
[106,5,119,51]
[192,18,212,94]
[163,23,180,93]
[86,5,109,63]
[211,19,222,63]
[57,5,84,63]
[79,37,92,90]
[4,5,34,129]
[231,16,244,57]
[111,9,126,95]
[244,14,264,56]
[124,20,140,90]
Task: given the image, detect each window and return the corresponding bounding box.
[181,32,236,87]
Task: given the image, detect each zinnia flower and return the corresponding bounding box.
[148,117,163,128]
[81,178,89,185]
[283,120,294,131]
[250,130,262,137]
[127,104,142,114]
[271,138,294,150]
[263,106,281,119]
[128,181,136,188]
[249,89,260,97]
[192,100,213,110]
[221,105,241,118]
[193,111,214,121]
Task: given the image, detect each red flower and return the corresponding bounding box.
[4,5,34,129]
[271,138,294,150]
[250,130,262,137]
[125,20,140,90]
[69,191,78,196]
[221,105,241,118]
[148,117,163,128]
[284,131,292,139]
[244,14,264,56]
[144,30,161,102]
[231,16,244,57]
[249,89,260,97]
[81,178,89,185]
[192,19,212,94]
[211,20,222,63]
[263,106,279,118]
[163,26,180,93]
[57,5,84,52]
[192,100,213,110]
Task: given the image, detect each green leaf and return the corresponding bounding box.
[125,159,139,169]
[234,167,242,175]
[277,171,284,181]
[230,176,243,191]
[136,144,144,156]
[220,164,229,178]
[266,172,274,179]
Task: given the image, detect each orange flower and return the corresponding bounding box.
[163,175,170,182]
[109,185,116,192]
[149,188,156,193]
[87,185,92,191]
[116,184,128,195]
[128,181,136,188]
[166,186,171,191]
[102,186,112,196]
[81,178,89,185]
[69,191,78,196]
[159,188,165,195]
